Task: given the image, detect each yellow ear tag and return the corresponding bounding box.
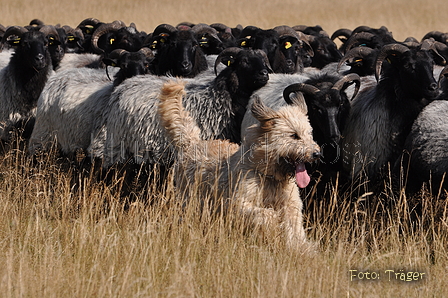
[354,59,362,63]
[285,41,292,49]
[241,41,246,46]
[109,38,115,45]
[68,36,75,42]
[386,58,392,64]
[227,60,231,66]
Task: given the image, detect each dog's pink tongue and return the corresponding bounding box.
[295,163,310,188]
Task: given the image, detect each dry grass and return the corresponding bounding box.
[0,137,447,297]
[1,0,448,42]
[1,1,448,296]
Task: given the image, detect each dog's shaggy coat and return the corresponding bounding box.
[158,80,320,248]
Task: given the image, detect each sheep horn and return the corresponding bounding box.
[214,47,242,75]
[420,38,446,65]
[209,23,229,33]
[292,25,308,33]
[91,21,124,54]
[176,21,195,28]
[437,65,448,88]
[108,49,129,60]
[63,26,84,40]
[343,32,376,53]
[191,23,220,42]
[337,46,374,72]
[283,83,320,105]
[39,25,60,41]
[403,41,420,48]
[352,25,373,34]
[421,30,448,43]
[332,73,361,101]
[77,18,101,29]
[138,47,154,58]
[375,43,410,82]
[330,28,352,42]
[404,36,419,43]
[29,19,44,27]
[239,25,260,38]
[152,24,177,36]
[273,25,300,39]
[2,26,28,44]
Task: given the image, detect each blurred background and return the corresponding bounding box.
[1,0,447,42]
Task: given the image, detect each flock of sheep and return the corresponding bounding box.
[1,18,447,198]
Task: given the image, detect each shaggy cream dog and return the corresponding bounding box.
[158,80,320,248]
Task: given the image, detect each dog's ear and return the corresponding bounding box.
[251,96,278,124]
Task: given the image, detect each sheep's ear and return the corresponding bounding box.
[102,58,119,67]
[239,37,251,48]
[220,55,235,67]
[150,34,169,50]
[251,96,278,123]
[7,37,21,47]
[48,35,61,46]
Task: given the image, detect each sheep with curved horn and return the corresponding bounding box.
[341,41,441,187]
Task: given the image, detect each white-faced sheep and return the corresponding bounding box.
[341,41,441,187]
[89,47,272,169]
[0,25,57,144]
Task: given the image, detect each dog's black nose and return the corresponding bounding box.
[312,151,322,160]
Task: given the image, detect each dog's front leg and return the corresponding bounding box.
[280,195,307,248]
[237,200,280,231]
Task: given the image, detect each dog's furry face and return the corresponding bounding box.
[246,97,321,186]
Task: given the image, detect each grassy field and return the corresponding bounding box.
[1,0,448,297]
[0,142,447,297]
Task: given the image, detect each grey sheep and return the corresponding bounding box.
[341,41,440,185]
[29,48,154,157]
[89,47,272,168]
[399,67,448,194]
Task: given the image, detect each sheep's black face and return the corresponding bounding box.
[114,28,144,52]
[310,37,342,69]
[306,88,348,146]
[233,51,270,92]
[21,32,50,70]
[251,29,280,68]
[274,36,301,74]
[105,51,153,86]
[121,53,153,78]
[48,35,64,68]
[162,30,207,78]
[197,33,224,55]
[397,50,439,103]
